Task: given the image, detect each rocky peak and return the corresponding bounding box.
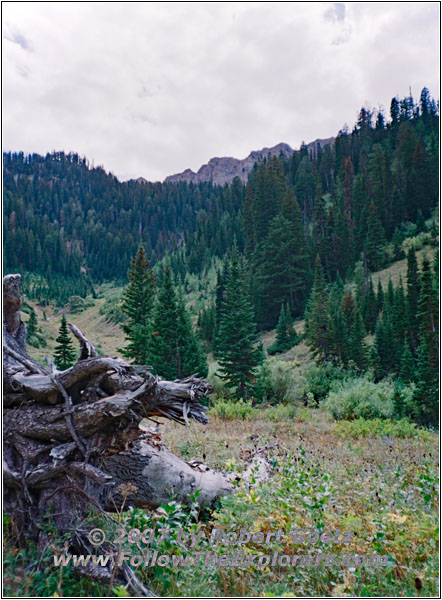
[164,138,333,186]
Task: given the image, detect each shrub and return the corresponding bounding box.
[402,232,431,253]
[259,403,298,421]
[209,398,253,420]
[335,417,433,440]
[301,362,346,405]
[254,359,302,405]
[207,373,231,400]
[324,376,395,420]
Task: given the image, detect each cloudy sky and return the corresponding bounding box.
[3,2,440,181]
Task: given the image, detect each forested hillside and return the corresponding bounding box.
[4,87,439,425]
[4,88,438,306]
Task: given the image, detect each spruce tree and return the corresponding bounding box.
[372,305,399,378]
[417,256,438,363]
[376,279,384,315]
[149,264,180,380]
[268,304,297,355]
[26,308,40,348]
[175,290,208,378]
[365,200,385,271]
[255,211,306,328]
[340,291,367,369]
[399,339,415,383]
[305,256,331,362]
[406,247,420,350]
[119,247,156,364]
[27,308,38,338]
[362,278,378,333]
[53,315,76,370]
[414,338,438,425]
[216,244,263,400]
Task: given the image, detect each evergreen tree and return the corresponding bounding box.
[413,338,438,425]
[340,291,367,369]
[376,279,384,315]
[267,303,297,355]
[372,305,399,378]
[175,290,208,378]
[27,308,38,338]
[305,256,331,361]
[406,247,420,350]
[255,211,306,327]
[149,264,180,380]
[399,339,415,383]
[362,278,378,333]
[417,256,438,368]
[119,247,156,364]
[53,315,76,370]
[365,200,385,270]
[216,244,263,400]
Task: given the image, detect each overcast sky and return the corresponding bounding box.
[3,2,440,181]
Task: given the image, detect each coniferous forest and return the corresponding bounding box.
[4,88,439,425]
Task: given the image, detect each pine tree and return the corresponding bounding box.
[365,200,385,271]
[149,264,180,380]
[54,315,76,370]
[255,210,306,328]
[406,247,420,350]
[175,290,208,378]
[399,339,415,383]
[27,308,38,338]
[362,278,378,333]
[413,339,438,425]
[268,304,297,355]
[340,291,367,369]
[372,305,399,378]
[119,247,156,364]
[305,256,331,361]
[376,279,384,315]
[417,256,438,369]
[216,244,263,400]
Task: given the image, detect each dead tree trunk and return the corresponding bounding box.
[3,274,238,594]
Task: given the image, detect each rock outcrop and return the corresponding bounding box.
[164,138,334,186]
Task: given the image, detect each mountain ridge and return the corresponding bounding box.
[164,137,334,186]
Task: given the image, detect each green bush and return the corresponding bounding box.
[301,362,346,405]
[254,359,302,405]
[209,398,254,420]
[259,403,298,421]
[68,295,95,314]
[324,376,395,420]
[207,373,231,400]
[402,232,432,253]
[335,417,432,440]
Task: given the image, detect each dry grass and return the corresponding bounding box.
[374,247,437,290]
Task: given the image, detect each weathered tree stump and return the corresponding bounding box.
[3,274,236,595]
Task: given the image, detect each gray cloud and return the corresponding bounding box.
[2,2,440,181]
[3,23,32,50]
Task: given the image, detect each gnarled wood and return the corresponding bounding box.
[3,275,239,595]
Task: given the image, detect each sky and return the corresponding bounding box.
[2,2,440,182]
